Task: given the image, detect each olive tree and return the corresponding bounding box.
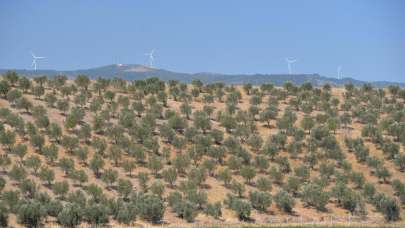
[53,181,70,199]
[17,200,46,227]
[72,169,88,187]
[0,80,10,98]
[39,166,55,186]
[225,195,252,221]
[162,167,178,188]
[84,203,109,226]
[136,194,165,223]
[301,115,315,134]
[379,197,400,221]
[0,130,16,152]
[101,168,118,189]
[249,191,272,212]
[395,154,405,172]
[16,97,33,113]
[59,158,74,176]
[117,179,133,199]
[90,154,105,178]
[259,106,278,128]
[274,190,295,213]
[0,202,8,227]
[57,203,82,228]
[193,111,211,134]
[9,165,27,183]
[301,183,330,211]
[204,202,222,219]
[240,166,256,184]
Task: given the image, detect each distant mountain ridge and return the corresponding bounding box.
[1,64,404,87]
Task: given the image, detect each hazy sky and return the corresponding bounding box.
[1,0,405,82]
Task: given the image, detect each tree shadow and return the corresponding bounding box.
[241,217,256,223]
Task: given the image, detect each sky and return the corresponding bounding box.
[1,0,405,82]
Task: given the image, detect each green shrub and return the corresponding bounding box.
[115,202,136,225]
[117,179,133,199]
[17,200,47,227]
[2,190,20,212]
[0,177,5,193]
[162,167,178,187]
[57,203,82,228]
[175,200,198,222]
[53,181,69,199]
[232,199,251,221]
[204,202,222,219]
[0,202,8,227]
[230,180,245,198]
[256,176,272,192]
[376,195,400,221]
[301,183,329,211]
[285,176,301,196]
[167,191,183,211]
[136,194,165,223]
[225,194,251,221]
[249,191,272,212]
[84,203,109,225]
[363,182,376,201]
[274,190,295,213]
[150,180,165,198]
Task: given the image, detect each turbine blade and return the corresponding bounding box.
[285,58,296,63]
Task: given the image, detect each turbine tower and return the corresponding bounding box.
[145,49,155,68]
[31,52,46,71]
[337,65,342,80]
[285,58,297,74]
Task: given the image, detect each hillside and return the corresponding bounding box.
[0,73,404,227]
[1,64,404,87]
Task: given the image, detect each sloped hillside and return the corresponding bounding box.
[0,71,404,227]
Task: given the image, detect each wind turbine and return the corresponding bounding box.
[285,58,297,74]
[31,52,46,71]
[337,65,342,80]
[145,49,155,68]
